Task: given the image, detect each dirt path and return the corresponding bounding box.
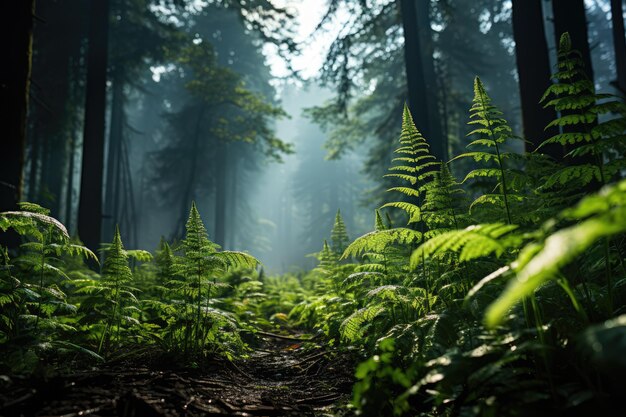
[1,333,355,416]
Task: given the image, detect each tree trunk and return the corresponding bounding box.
[78,0,110,253]
[214,143,227,248]
[398,0,445,162]
[227,153,238,248]
[28,0,84,217]
[415,0,445,161]
[512,0,561,158]
[176,106,205,238]
[65,131,76,229]
[611,0,626,93]
[103,70,124,243]
[552,0,594,82]
[0,0,35,213]
[27,125,41,201]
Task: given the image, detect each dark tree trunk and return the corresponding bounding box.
[28,0,84,217]
[214,143,227,248]
[176,106,205,238]
[512,0,561,158]
[611,0,626,93]
[103,70,124,243]
[0,1,34,214]
[78,0,110,252]
[65,131,76,228]
[415,0,445,160]
[399,0,445,162]
[226,153,238,248]
[28,125,41,201]
[552,0,594,82]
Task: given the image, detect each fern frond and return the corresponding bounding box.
[213,251,259,269]
[342,228,422,259]
[340,305,385,342]
[380,202,421,224]
[386,187,420,198]
[486,179,626,328]
[410,223,519,267]
[0,210,69,239]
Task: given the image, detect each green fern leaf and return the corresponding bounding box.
[486,179,626,328]
[340,305,385,342]
[380,202,421,224]
[410,223,519,267]
[342,228,422,259]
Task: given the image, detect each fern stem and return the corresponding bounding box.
[604,238,613,315]
[530,294,556,399]
[556,277,588,323]
[34,229,48,331]
[491,132,512,225]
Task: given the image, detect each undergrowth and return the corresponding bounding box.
[288,33,626,417]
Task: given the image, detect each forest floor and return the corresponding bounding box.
[0,331,355,417]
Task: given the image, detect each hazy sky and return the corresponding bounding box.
[264,0,348,79]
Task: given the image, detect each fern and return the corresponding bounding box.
[342,228,421,260]
[96,226,137,355]
[382,104,439,224]
[331,209,350,256]
[421,164,467,236]
[163,202,257,357]
[410,223,520,268]
[340,305,385,342]
[539,32,626,195]
[485,179,626,327]
[453,77,525,224]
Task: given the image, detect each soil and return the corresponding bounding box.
[0,332,355,417]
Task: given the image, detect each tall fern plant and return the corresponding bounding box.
[0,203,99,368]
[454,77,526,225]
[165,202,258,358]
[539,32,626,200]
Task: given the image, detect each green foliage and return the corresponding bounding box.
[539,32,626,196]
[410,223,520,266]
[330,209,350,256]
[2,30,626,417]
[78,227,138,356]
[420,163,468,236]
[453,77,525,224]
[291,52,626,416]
[485,179,626,328]
[153,202,260,359]
[0,203,100,372]
[382,104,438,222]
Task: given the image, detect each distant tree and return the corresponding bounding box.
[611,0,626,93]
[511,0,560,158]
[150,41,290,241]
[78,0,111,253]
[0,1,35,216]
[310,0,519,209]
[400,0,445,161]
[26,0,86,224]
[103,0,180,246]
